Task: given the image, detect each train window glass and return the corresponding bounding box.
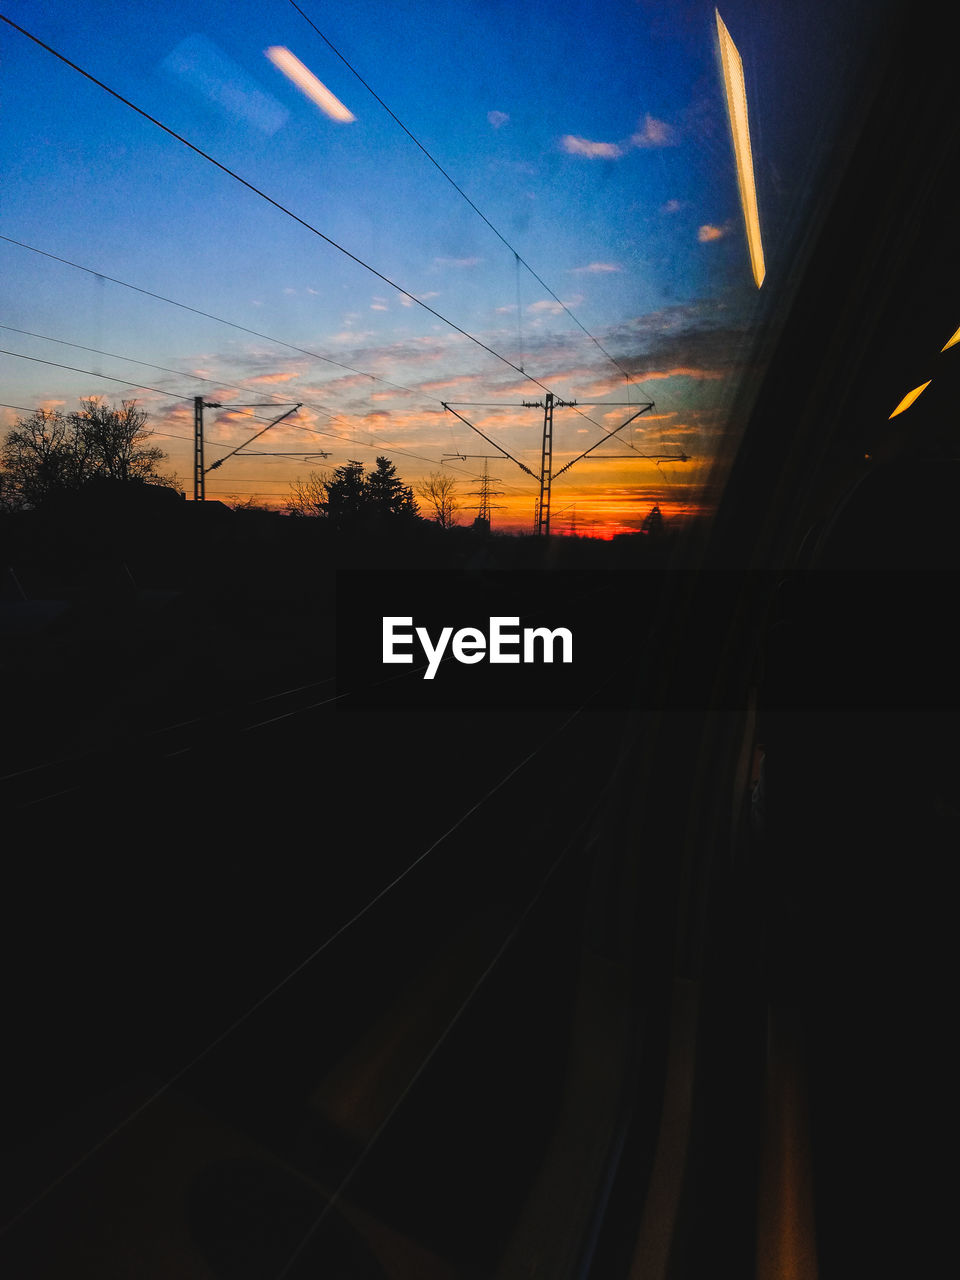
[1,2,926,1277]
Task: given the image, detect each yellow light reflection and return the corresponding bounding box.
[889,380,931,418]
[716,11,765,287]
[265,47,356,122]
[941,325,960,352]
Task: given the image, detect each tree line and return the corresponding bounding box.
[1,398,465,531]
[0,399,178,510]
[287,460,462,530]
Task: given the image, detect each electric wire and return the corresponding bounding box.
[2,235,651,472]
[0,18,657,462]
[1,31,668,506]
[0,235,582,480]
[0,346,211,404]
[0,233,427,401]
[1,15,564,398]
[0,345,498,482]
[0,257,549,491]
[287,0,651,398]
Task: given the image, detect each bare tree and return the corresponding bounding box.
[74,398,168,484]
[0,399,177,508]
[0,408,77,507]
[415,471,460,529]
[286,470,330,517]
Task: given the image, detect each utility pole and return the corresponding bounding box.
[522,391,577,536]
[443,396,685,536]
[193,398,303,500]
[194,395,221,502]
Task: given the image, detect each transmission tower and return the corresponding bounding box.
[443,453,504,529]
[469,459,504,530]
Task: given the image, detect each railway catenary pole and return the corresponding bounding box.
[442,397,686,534]
[194,395,219,501]
[193,398,303,500]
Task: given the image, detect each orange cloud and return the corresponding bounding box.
[635,366,726,382]
[419,375,481,393]
[247,371,301,384]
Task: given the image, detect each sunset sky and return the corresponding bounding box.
[1,0,886,533]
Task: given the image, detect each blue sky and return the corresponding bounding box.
[1,0,887,531]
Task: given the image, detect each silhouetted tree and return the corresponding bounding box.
[366,456,419,524]
[0,398,177,508]
[0,408,82,507]
[287,470,330,517]
[324,460,368,531]
[285,458,418,531]
[75,398,168,484]
[415,471,460,528]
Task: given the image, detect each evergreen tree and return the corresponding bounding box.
[366,456,419,524]
[324,460,367,530]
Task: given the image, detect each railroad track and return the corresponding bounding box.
[1,674,342,811]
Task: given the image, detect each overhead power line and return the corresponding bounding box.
[1,13,657,466]
[0,322,354,426]
[0,14,564,399]
[2,231,653,464]
[1,17,667,486]
[287,0,647,396]
[0,344,495,482]
[0,234,427,402]
[0,346,204,403]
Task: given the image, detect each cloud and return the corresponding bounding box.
[698,224,728,242]
[419,374,482,393]
[661,199,685,214]
[487,110,509,129]
[528,296,582,315]
[629,365,726,382]
[561,135,624,159]
[247,371,300,384]
[570,262,621,274]
[329,330,375,343]
[433,256,482,269]
[630,115,677,148]
[562,115,676,160]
